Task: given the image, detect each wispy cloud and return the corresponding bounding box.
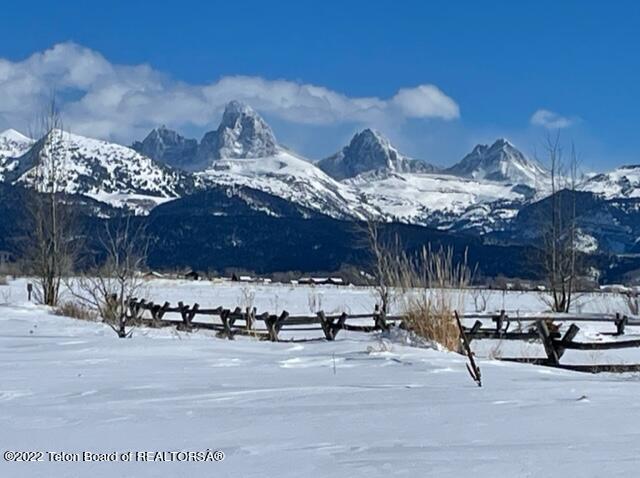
[530,109,574,129]
[0,43,460,143]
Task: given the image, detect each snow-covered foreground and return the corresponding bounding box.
[2,279,640,477]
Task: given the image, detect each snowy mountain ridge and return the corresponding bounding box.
[581,164,640,199]
[445,138,550,188]
[0,129,35,181]
[317,128,437,180]
[2,100,638,238]
[132,126,199,172]
[197,148,378,221]
[2,129,193,213]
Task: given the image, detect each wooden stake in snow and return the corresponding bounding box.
[455,311,482,387]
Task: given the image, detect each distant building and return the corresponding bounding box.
[143,271,164,280]
[184,270,201,281]
[298,277,347,286]
[600,284,630,294]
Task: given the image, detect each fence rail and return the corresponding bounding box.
[127,298,403,341]
[126,299,640,372]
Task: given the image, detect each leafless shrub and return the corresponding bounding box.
[366,221,398,314]
[70,218,147,337]
[0,288,11,304]
[238,285,256,310]
[307,289,323,313]
[470,287,489,312]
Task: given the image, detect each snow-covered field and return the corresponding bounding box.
[2,278,640,477]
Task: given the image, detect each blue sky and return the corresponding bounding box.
[1,0,639,170]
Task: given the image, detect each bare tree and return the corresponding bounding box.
[71,218,148,337]
[25,98,76,306]
[539,133,581,312]
[365,220,406,314]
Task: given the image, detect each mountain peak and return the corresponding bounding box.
[317,129,437,180]
[491,138,512,148]
[0,129,35,181]
[0,129,33,143]
[446,138,548,187]
[223,100,255,117]
[8,128,191,213]
[198,100,278,164]
[351,128,393,150]
[132,126,198,171]
[358,127,384,140]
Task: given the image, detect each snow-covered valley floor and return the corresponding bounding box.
[1,279,640,477]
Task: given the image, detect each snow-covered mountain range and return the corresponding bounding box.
[1,129,192,213]
[0,99,637,245]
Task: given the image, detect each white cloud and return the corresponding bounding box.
[530,109,574,129]
[392,85,460,120]
[0,43,460,143]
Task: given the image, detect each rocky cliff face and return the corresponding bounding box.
[318,128,437,180]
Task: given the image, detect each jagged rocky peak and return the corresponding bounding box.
[446,138,549,187]
[198,100,279,164]
[318,128,436,180]
[132,125,198,171]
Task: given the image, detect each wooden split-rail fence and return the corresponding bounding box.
[127,298,402,342]
[127,299,640,372]
[460,311,640,373]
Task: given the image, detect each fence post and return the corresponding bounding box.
[615,313,628,336]
[276,311,289,340]
[128,298,138,323]
[466,320,483,343]
[220,309,233,339]
[536,319,560,365]
[374,304,389,331]
[245,307,254,331]
[556,323,580,360]
[494,310,506,333]
[178,302,190,331]
[318,311,331,340]
[334,312,347,340]
[265,314,282,342]
[188,303,199,330]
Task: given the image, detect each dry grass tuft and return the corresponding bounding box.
[54,301,98,322]
[369,227,472,352]
[399,248,471,352]
[402,296,462,352]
